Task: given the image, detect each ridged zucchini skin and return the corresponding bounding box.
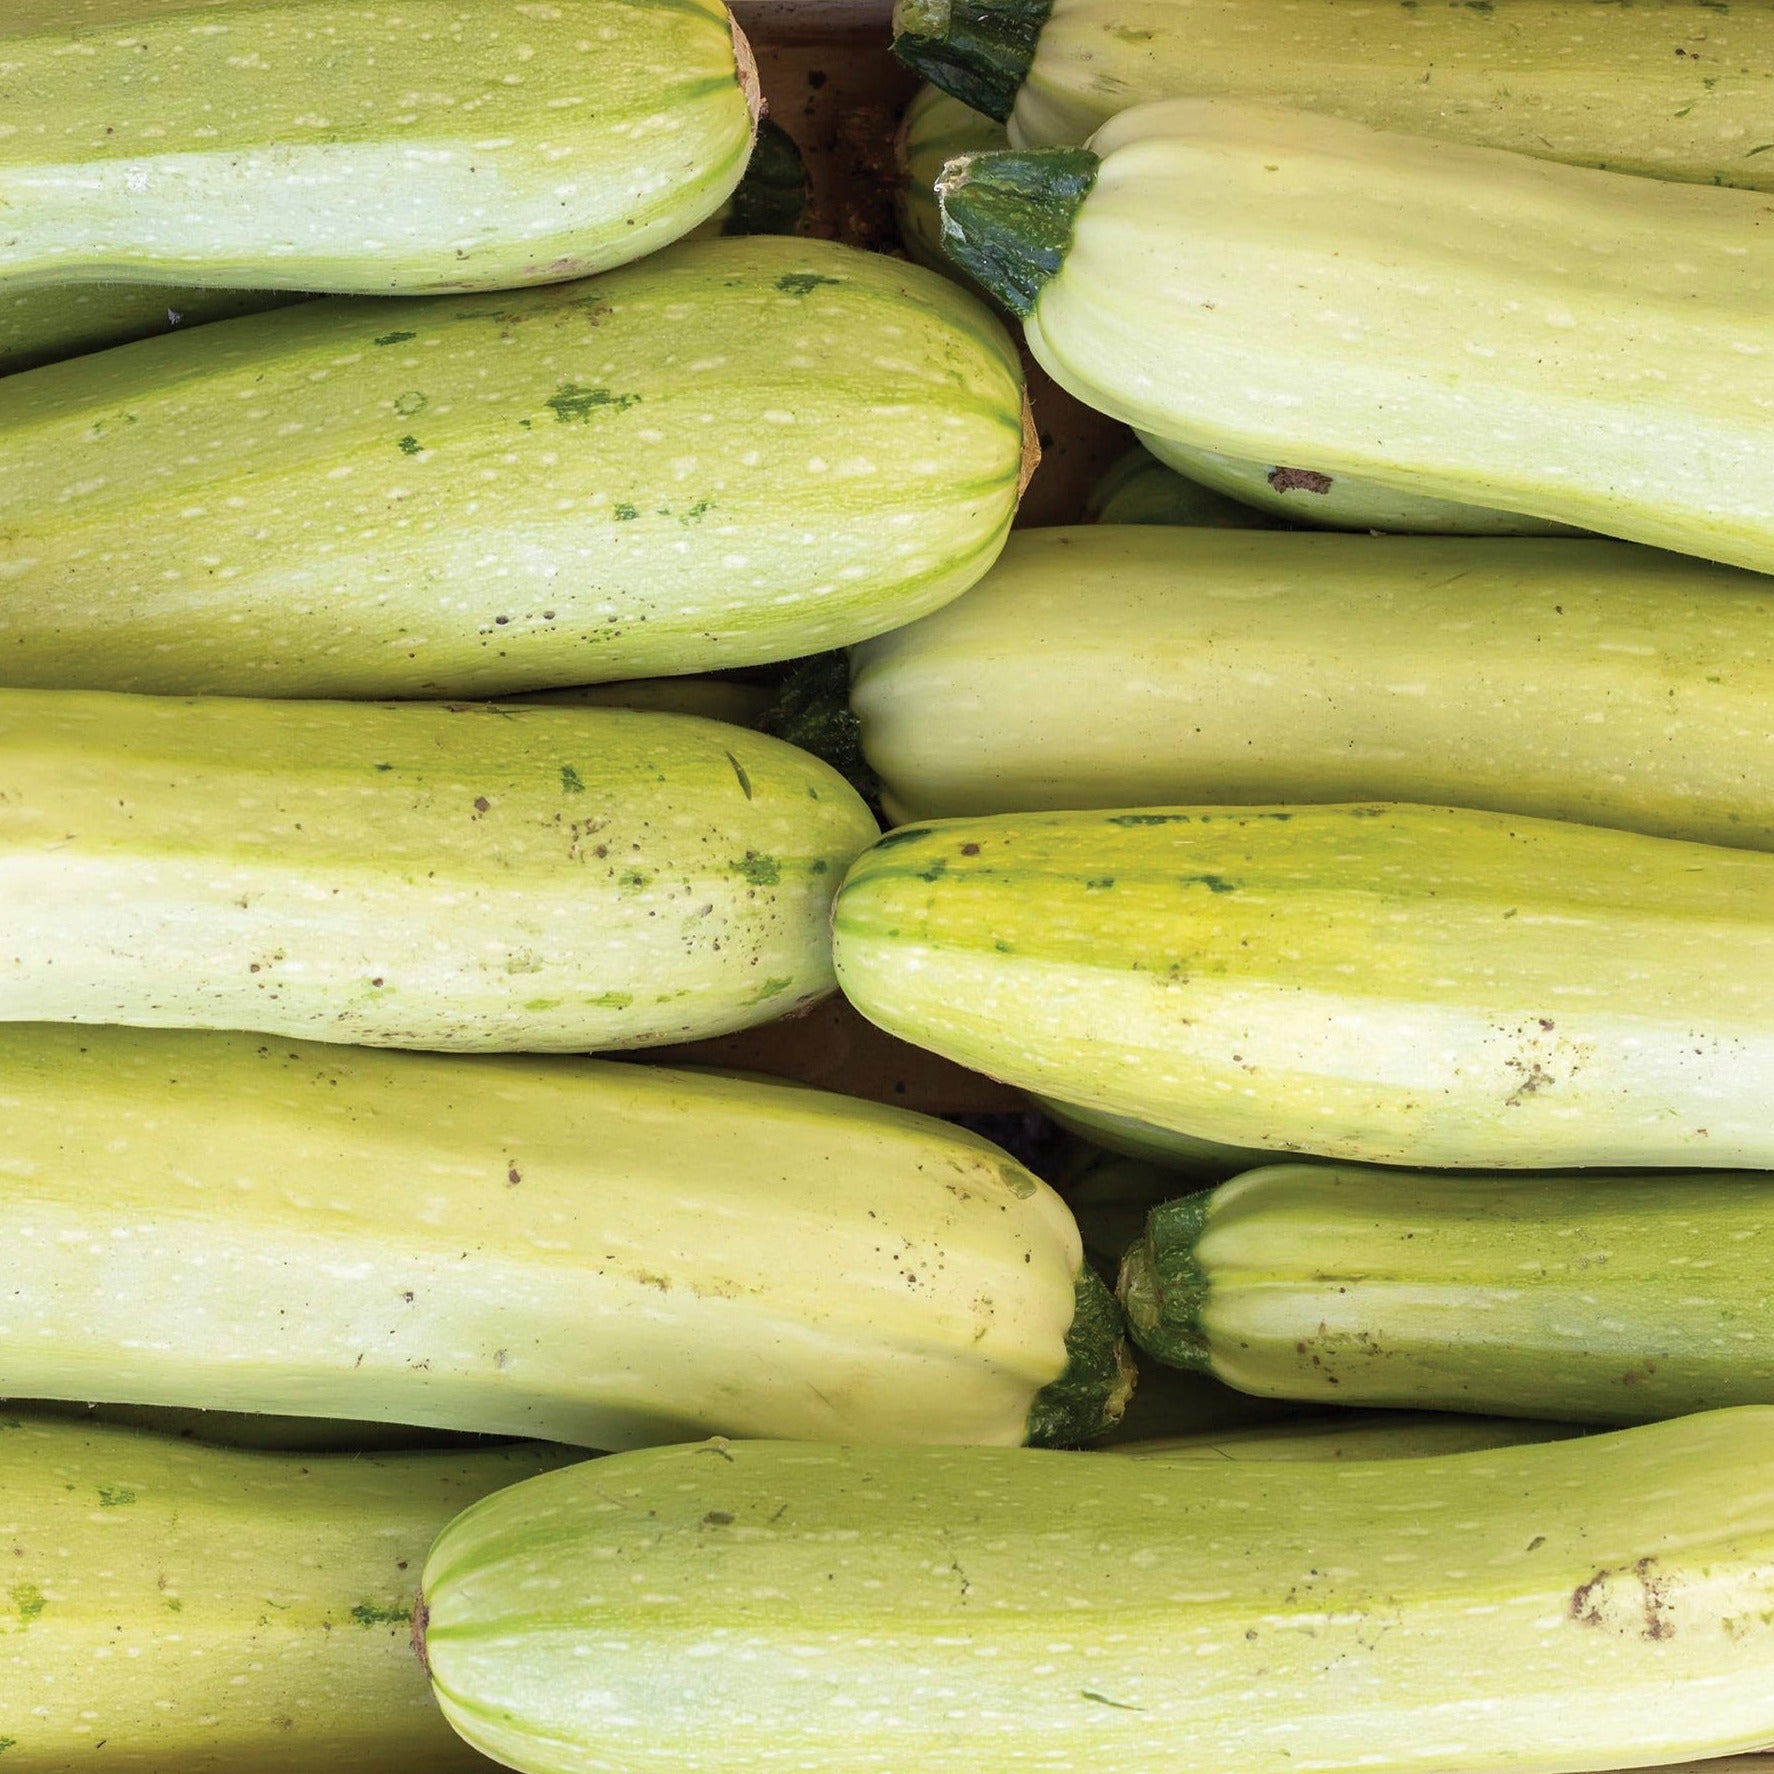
[0,1414,565,1772]
[0,1023,1128,1450]
[1123,1164,1774,1424]
[0,691,876,1050]
[0,0,758,296]
[847,526,1774,849]
[417,1411,1774,1774]
[831,803,1774,1170]
[896,0,1774,192]
[938,101,1774,575]
[1108,1412,1584,1463]
[1139,432,1578,538]
[0,236,1026,698]
[1085,443,1274,529]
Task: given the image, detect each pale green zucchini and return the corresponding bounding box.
[0,116,810,377]
[1037,1094,1275,1177]
[937,101,1774,574]
[0,691,876,1050]
[1085,443,1275,529]
[0,1413,565,1771]
[4,1399,492,1453]
[1108,1412,1584,1463]
[417,1410,1774,1774]
[847,526,1774,848]
[831,803,1774,1169]
[894,0,1774,190]
[0,0,759,296]
[0,1023,1128,1450]
[507,676,771,726]
[1123,1163,1774,1424]
[1139,432,1579,537]
[0,235,1027,698]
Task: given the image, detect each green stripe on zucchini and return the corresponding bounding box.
[417,1412,1774,1774]
[1,236,1024,698]
[831,802,1774,1169]
[1123,1163,1774,1424]
[0,0,759,295]
[0,1024,1124,1449]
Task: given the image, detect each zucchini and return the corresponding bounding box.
[4,1398,493,1453]
[896,83,1007,278]
[0,235,1026,698]
[830,802,1774,1170]
[0,1023,1128,1450]
[0,0,759,296]
[1085,443,1274,530]
[1037,1094,1274,1178]
[936,101,1774,574]
[508,676,772,726]
[845,526,1774,848]
[1108,1412,1584,1463]
[1054,1146,1181,1276]
[1123,1163,1774,1424]
[417,1409,1774,1774]
[0,116,810,378]
[0,690,876,1050]
[894,0,1774,190]
[0,1412,566,1771]
[1139,433,1578,538]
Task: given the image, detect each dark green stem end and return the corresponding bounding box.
[1117,1193,1216,1371]
[892,0,1053,124]
[1026,1265,1137,1447]
[761,652,882,818]
[723,117,811,239]
[936,147,1098,320]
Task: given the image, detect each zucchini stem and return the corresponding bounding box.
[761,653,883,815]
[1117,1194,1216,1371]
[891,0,1054,124]
[1025,1266,1137,1446]
[936,147,1098,318]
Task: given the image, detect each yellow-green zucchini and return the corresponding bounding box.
[0,235,1026,698]
[0,691,876,1050]
[4,1398,493,1453]
[417,1410,1774,1774]
[937,100,1774,574]
[831,803,1774,1169]
[0,116,810,377]
[0,1413,565,1771]
[0,0,759,297]
[1085,443,1275,530]
[510,676,771,726]
[0,1024,1127,1450]
[1123,1164,1774,1424]
[1139,432,1578,538]
[847,526,1774,848]
[895,0,1774,190]
[1108,1412,1584,1463]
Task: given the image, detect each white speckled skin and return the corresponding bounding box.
[1020,100,1774,574]
[418,1412,1774,1774]
[0,690,878,1049]
[849,526,1774,848]
[0,1027,1083,1448]
[1010,0,1774,187]
[0,0,756,294]
[0,1415,564,1770]
[0,236,1025,697]
[832,802,1774,1169]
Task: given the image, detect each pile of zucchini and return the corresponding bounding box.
[3,1,1774,1770]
